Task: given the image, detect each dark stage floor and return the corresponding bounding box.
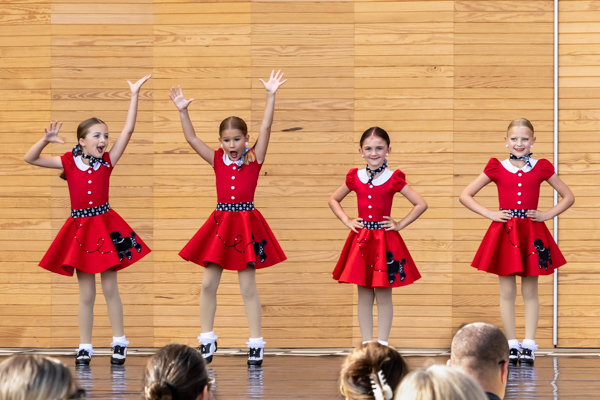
[1,349,599,399]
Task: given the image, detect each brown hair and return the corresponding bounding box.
[143,344,211,400]
[395,365,487,400]
[219,116,256,165]
[60,117,106,180]
[0,354,75,400]
[507,118,534,135]
[450,322,509,383]
[339,342,409,400]
[359,126,391,148]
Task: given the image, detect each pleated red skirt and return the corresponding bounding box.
[179,209,286,270]
[333,229,421,289]
[472,218,566,277]
[39,210,151,276]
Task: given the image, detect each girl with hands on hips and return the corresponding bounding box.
[23,75,152,367]
[170,70,287,367]
[329,127,427,347]
[459,118,574,367]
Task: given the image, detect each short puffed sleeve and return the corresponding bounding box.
[213,148,224,169]
[392,169,407,192]
[345,168,358,191]
[60,152,74,179]
[483,158,500,182]
[538,159,556,181]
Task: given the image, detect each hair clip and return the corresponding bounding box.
[378,370,393,400]
[370,373,385,400]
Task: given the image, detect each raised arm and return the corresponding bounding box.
[328,184,364,233]
[527,174,575,222]
[24,121,65,170]
[169,85,215,167]
[459,172,512,222]
[254,70,287,164]
[382,186,428,231]
[109,74,152,166]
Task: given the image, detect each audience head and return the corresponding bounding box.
[449,322,509,399]
[395,364,488,400]
[0,354,78,400]
[144,344,213,400]
[340,342,409,400]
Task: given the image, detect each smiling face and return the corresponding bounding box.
[359,135,390,170]
[505,126,535,157]
[219,128,248,161]
[79,123,108,158]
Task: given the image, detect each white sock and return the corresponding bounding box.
[377,340,389,346]
[246,337,266,348]
[508,339,520,349]
[362,340,370,344]
[77,343,94,355]
[198,331,218,344]
[111,335,130,347]
[521,339,538,350]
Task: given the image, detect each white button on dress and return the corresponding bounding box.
[368,215,372,219]
[368,195,372,199]
[232,176,235,180]
[368,205,372,209]
[88,180,92,184]
[231,196,235,200]
[88,191,91,194]
[369,185,373,188]
[89,201,93,205]
[518,192,521,196]
[88,170,92,174]
[518,173,522,177]
[233,166,237,170]
[517,201,522,205]
[518,183,522,187]
[231,186,235,190]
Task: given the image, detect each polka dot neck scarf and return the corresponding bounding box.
[366,160,388,184]
[509,152,533,169]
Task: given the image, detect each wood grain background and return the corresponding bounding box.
[0,0,594,349]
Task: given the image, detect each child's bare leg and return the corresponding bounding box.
[374,287,393,342]
[200,263,223,332]
[521,275,539,340]
[498,275,518,339]
[238,266,261,338]
[76,270,96,343]
[100,268,124,337]
[357,286,375,341]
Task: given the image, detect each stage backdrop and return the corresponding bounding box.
[0,0,597,348]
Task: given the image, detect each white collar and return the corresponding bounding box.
[357,168,393,186]
[74,155,104,171]
[501,158,537,174]
[222,148,250,167]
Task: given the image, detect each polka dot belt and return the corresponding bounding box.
[500,208,530,219]
[362,221,383,230]
[71,202,110,218]
[216,202,255,212]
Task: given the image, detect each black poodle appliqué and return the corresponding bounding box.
[386,251,406,284]
[534,238,552,271]
[110,231,142,261]
[252,234,267,263]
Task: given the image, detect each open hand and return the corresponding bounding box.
[43,121,65,144]
[526,209,549,222]
[487,210,512,222]
[169,86,195,111]
[128,74,152,95]
[345,218,364,233]
[259,70,287,95]
[382,216,400,231]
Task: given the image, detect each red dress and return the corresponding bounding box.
[179,148,286,270]
[472,158,566,276]
[332,168,421,289]
[39,152,151,276]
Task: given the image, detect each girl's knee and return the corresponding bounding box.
[79,289,96,306]
[239,281,258,300]
[201,277,220,295]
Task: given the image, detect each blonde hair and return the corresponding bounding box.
[0,354,75,400]
[507,118,534,135]
[340,342,409,400]
[219,116,256,165]
[395,364,487,400]
[144,344,211,400]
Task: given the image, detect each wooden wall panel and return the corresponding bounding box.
[0,1,52,347]
[557,0,600,348]
[0,0,597,349]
